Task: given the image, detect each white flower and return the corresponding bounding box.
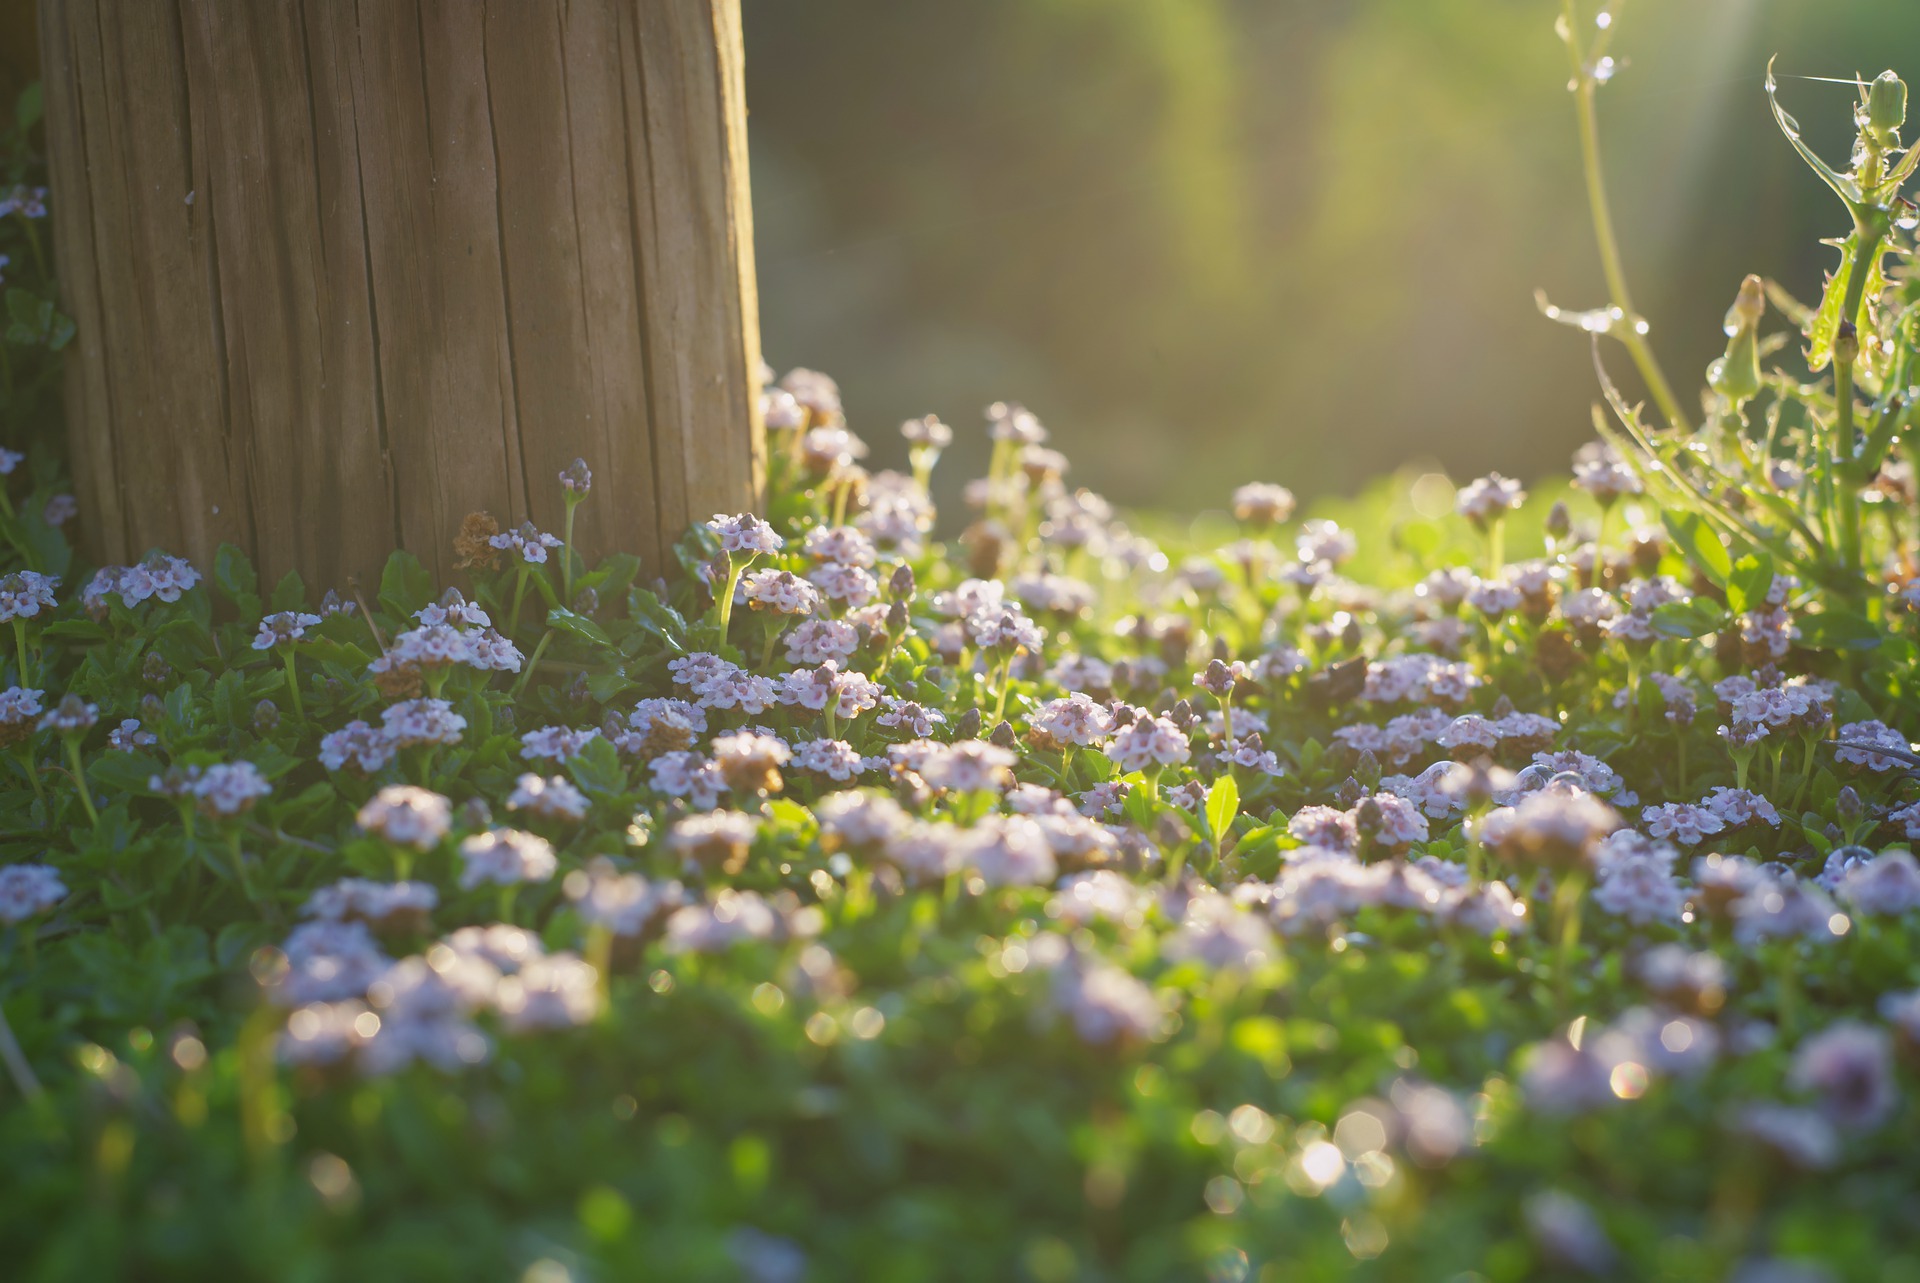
[37,694,98,733]
[957,815,1058,887]
[458,829,558,889]
[1788,1022,1898,1130]
[519,725,601,763]
[1456,472,1526,524]
[1107,715,1190,773]
[107,718,157,752]
[791,738,869,781]
[648,752,727,809]
[783,618,860,666]
[250,611,323,651]
[1231,482,1296,526]
[488,521,563,564]
[706,513,783,557]
[320,720,396,774]
[918,741,1017,793]
[506,774,589,822]
[741,568,821,616]
[356,785,452,851]
[0,571,60,623]
[1051,961,1160,1045]
[381,699,466,748]
[0,863,68,924]
[191,761,272,817]
[1833,720,1911,772]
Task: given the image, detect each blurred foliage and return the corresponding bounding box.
[744,0,1920,511]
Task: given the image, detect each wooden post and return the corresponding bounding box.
[36,0,763,592]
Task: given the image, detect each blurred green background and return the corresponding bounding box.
[743,0,1920,513]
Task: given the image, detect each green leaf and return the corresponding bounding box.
[5,287,40,328]
[1649,599,1731,640]
[547,607,613,649]
[268,570,308,614]
[566,735,628,799]
[88,751,162,798]
[1796,610,1882,652]
[212,542,261,616]
[1660,511,1731,586]
[15,83,43,132]
[1765,58,1864,209]
[1724,553,1774,616]
[377,550,434,619]
[1204,775,1240,847]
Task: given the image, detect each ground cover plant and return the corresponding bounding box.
[12,10,1920,1282]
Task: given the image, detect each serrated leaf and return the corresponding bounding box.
[212,542,260,617]
[269,569,308,614]
[1804,235,1856,373]
[547,607,613,649]
[377,550,433,619]
[565,735,627,798]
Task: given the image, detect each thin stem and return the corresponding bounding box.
[507,568,529,637]
[1552,868,1589,1012]
[1561,0,1689,432]
[1788,735,1819,814]
[561,498,580,607]
[16,746,43,806]
[281,649,305,722]
[1833,225,1886,576]
[64,738,98,827]
[511,630,553,701]
[0,1001,43,1101]
[11,619,29,686]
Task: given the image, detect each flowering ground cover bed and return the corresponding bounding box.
[11,23,1920,1283]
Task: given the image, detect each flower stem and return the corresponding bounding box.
[64,738,98,826]
[562,498,580,607]
[0,1001,43,1102]
[1552,868,1589,1012]
[11,619,29,686]
[1559,0,1688,432]
[281,649,305,722]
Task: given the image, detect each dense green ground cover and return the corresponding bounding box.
[9,14,1920,1282]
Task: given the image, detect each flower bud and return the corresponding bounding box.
[954,708,982,740]
[559,457,593,496]
[1355,748,1381,787]
[1545,501,1572,542]
[889,563,916,602]
[1838,785,1863,825]
[253,699,280,733]
[1869,71,1907,140]
[143,652,173,686]
[1199,659,1234,699]
[1334,776,1365,808]
[989,720,1017,750]
[1708,275,1765,404]
[1834,320,1860,367]
[140,693,166,723]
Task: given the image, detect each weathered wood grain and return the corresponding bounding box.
[39,0,763,592]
